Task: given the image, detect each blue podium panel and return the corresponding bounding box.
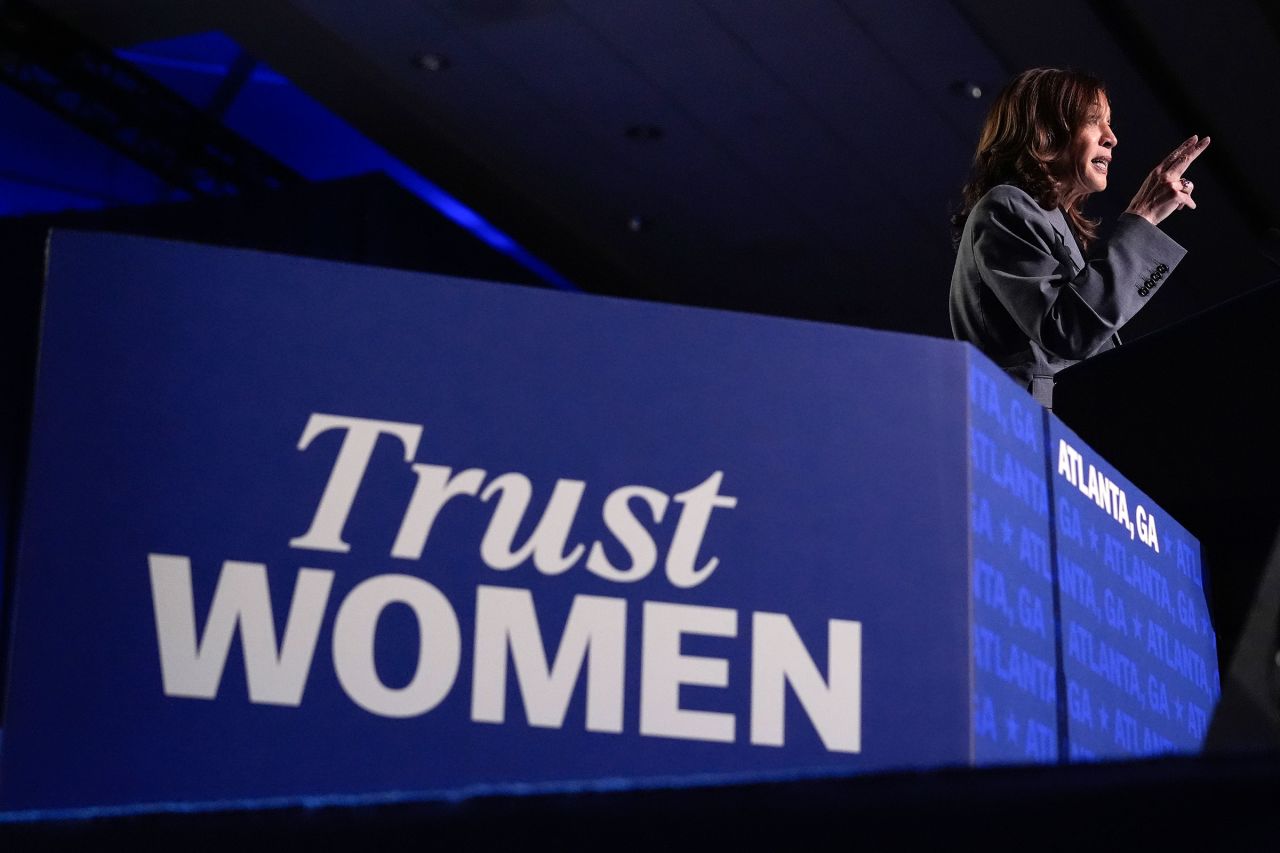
[966,359,1058,765]
[1,232,994,815]
[1050,419,1220,760]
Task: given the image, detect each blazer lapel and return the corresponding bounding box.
[1048,209,1119,347]
[1048,209,1086,272]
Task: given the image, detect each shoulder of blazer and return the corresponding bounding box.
[970,184,1070,249]
[973,184,1052,225]
[968,184,1087,276]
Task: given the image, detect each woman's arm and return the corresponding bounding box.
[971,185,1185,360]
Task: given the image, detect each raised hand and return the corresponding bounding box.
[1125,135,1211,225]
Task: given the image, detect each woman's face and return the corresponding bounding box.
[1059,94,1117,197]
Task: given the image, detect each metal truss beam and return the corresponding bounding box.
[0,0,299,197]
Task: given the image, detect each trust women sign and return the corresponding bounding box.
[0,231,1214,817]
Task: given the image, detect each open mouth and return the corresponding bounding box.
[1091,157,1110,174]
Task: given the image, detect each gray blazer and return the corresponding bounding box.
[950,184,1186,407]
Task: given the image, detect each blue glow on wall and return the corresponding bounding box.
[0,30,576,291]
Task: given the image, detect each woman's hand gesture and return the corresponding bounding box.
[1125,135,1211,226]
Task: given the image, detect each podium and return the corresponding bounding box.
[1054,279,1280,748]
[0,231,1218,817]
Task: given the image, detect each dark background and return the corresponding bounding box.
[4,0,1280,333]
[4,0,1280,846]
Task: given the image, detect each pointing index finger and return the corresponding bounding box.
[1168,135,1211,178]
[1161,136,1197,171]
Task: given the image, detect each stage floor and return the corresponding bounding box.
[5,750,1280,851]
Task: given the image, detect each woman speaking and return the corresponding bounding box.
[949,67,1209,408]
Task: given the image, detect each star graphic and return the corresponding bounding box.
[1005,712,1020,743]
[1001,518,1014,547]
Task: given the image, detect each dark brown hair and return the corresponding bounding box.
[951,68,1107,249]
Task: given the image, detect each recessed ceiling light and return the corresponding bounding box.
[951,80,983,99]
[413,52,451,72]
